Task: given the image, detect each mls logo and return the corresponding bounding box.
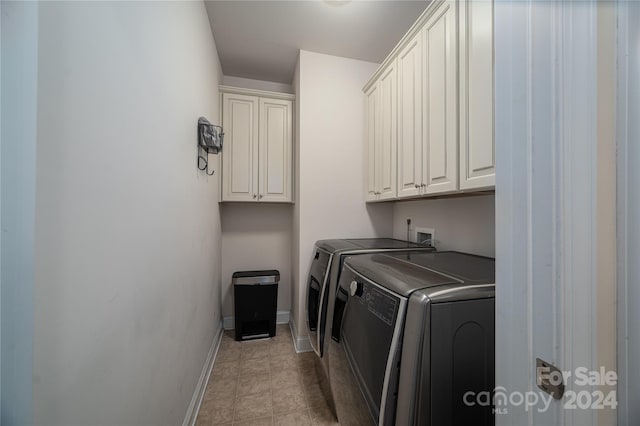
[493,408,508,415]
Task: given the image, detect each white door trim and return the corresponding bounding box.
[615,2,640,425]
[495,1,617,425]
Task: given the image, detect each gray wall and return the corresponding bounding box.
[221,204,293,318]
[31,2,224,425]
[392,195,495,257]
[1,2,39,424]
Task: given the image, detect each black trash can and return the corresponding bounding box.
[233,270,279,341]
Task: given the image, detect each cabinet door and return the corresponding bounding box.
[397,33,424,198]
[222,93,259,201]
[258,98,292,202]
[365,84,379,201]
[377,61,398,200]
[423,1,458,194]
[459,0,495,190]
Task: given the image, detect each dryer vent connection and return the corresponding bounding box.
[414,227,435,247]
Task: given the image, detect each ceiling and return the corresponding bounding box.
[205,0,429,84]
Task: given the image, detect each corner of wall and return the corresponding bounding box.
[288,315,312,353]
[293,51,385,338]
[291,52,302,339]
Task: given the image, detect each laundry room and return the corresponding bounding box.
[2,1,629,426]
[217,47,496,350]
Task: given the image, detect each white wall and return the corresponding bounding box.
[293,50,394,341]
[220,204,292,318]
[392,195,495,257]
[222,75,293,94]
[32,2,223,425]
[0,2,39,424]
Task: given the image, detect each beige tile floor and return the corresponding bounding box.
[195,324,340,426]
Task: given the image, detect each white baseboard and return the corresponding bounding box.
[183,320,224,426]
[223,310,290,330]
[289,317,313,353]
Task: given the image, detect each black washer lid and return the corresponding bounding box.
[316,238,427,253]
[316,239,363,253]
[386,251,495,283]
[344,254,458,297]
[344,251,494,297]
[345,238,426,249]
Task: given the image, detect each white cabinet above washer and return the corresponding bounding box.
[363,0,495,202]
[365,62,398,202]
[458,0,495,190]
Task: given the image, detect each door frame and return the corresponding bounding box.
[494,1,617,425]
[615,2,639,425]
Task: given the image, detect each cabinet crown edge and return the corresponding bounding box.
[362,0,450,93]
[219,85,296,101]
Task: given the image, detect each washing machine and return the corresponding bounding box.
[328,251,495,426]
[305,239,434,359]
[305,239,435,415]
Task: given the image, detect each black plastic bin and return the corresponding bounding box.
[233,270,279,341]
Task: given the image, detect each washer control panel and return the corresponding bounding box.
[351,280,398,326]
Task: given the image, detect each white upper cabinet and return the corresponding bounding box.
[259,97,292,202]
[377,62,398,201]
[222,93,258,202]
[364,62,397,202]
[459,0,495,190]
[221,87,294,203]
[365,83,379,202]
[397,32,423,198]
[363,0,494,202]
[423,0,458,195]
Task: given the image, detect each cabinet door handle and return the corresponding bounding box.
[414,184,420,188]
[421,183,426,188]
[259,194,263,199]
[253,194,257,199]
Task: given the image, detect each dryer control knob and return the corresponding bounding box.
[350,280,363,297]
